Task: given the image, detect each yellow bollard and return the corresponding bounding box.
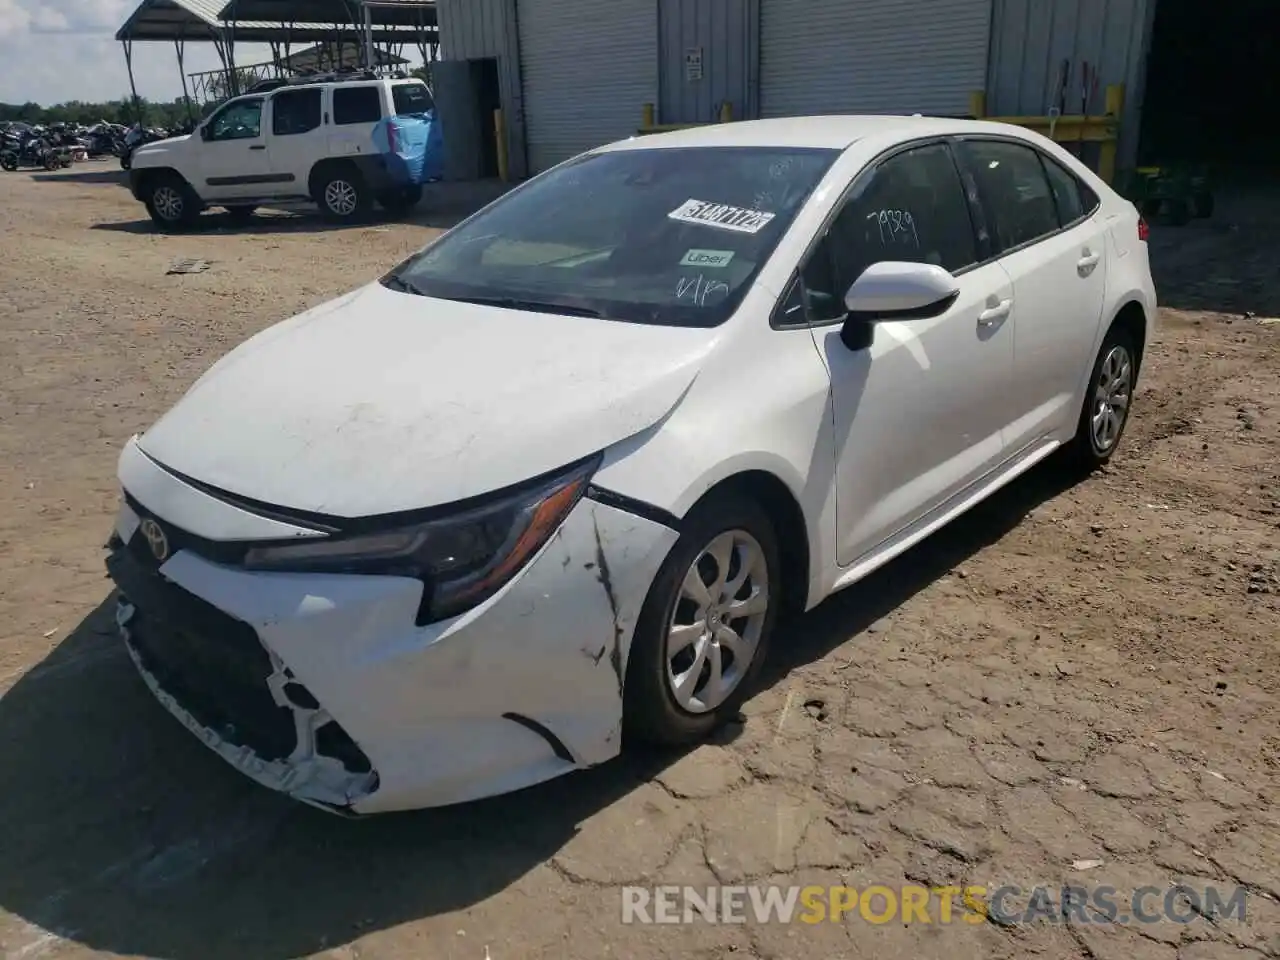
[642,102,655,129]
[969,90,987,119]
[1098,83,1125,184]
[719,101,733,123]
[493,108,508,182]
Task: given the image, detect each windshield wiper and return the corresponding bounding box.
[447,295,604,318]
[381,274,427,296]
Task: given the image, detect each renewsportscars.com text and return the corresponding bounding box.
[621,884,1248,926]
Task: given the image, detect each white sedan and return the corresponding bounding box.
[106,115,1155,815]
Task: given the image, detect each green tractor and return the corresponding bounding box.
[1117,165,1214,226]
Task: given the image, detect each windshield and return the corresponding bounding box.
[384,145,838,326]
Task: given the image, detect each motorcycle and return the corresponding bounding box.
[84,123,127,159]
[46,124,90,162]
[119,124,168,170]
[0,132,66,172]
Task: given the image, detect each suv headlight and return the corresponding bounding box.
[243,455,598,624]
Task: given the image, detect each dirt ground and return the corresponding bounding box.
[0,164,1278,960]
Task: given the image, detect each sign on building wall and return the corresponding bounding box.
[684,46,703,82]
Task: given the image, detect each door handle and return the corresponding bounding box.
[249,144,266,151]
[1077,250,1101,273]
[978,298,1012,325]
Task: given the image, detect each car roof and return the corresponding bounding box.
[598,115,1039,152]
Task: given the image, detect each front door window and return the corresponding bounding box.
[209,99,264,141]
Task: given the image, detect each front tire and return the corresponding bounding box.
[0,153,17,172]
[144,174,200,231]
[1066,325,1138,469]
[623,494,781,745]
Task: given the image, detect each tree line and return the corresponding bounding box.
[0,96,197,129]
[2,64,431,130]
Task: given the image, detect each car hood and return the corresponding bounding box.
[134,134,190,155]
[137,282,719,517]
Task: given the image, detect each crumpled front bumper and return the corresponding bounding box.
[108,482,678,815]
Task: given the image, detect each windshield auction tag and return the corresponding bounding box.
[668,199,776,234]
[679,249,735,268]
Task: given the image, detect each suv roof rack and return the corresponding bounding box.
[246,68,383,95]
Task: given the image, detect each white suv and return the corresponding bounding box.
[128,74,434,230]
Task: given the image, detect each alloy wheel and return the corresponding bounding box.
[666,529,770,714]
[153,185,184,222]
[1091,343,1133,452]
[324,179,358,217]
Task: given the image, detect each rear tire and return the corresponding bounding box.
[623,494,781,746]
[1064,324,1138,470]
[314,166,370,222]
[377,184,423,217]
[0,153,17,172]
[143,173,200,232]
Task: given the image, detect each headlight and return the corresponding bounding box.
[242,455,598,624]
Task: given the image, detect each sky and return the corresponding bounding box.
[0,0,270,105]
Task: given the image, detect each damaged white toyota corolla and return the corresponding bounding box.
[106,116,1155,814]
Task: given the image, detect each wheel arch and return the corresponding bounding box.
[679,468,813,620]
[133,165,192,194]
[308,158,361,198]
[1109,298,1148,376]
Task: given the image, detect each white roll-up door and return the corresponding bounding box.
[760,0,993,118]
[518,0,658,174]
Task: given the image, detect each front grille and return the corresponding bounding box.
[124,492,250,567]
[106,541,373,776]
[108,544,297,761]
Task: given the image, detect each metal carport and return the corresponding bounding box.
[116,0,439,118]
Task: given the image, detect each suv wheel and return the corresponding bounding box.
[377,185,423,217]
[316,167,369,222]
[144,174,200,231]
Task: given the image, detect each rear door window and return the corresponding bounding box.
[958,140,1060,252]
[271,88,322,136]
[333,86,383,125]
[392,82,434,115]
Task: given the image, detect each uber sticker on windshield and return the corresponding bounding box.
[679,249,735,268]
[668,199,776,234]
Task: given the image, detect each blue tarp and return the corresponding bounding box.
[371,110,444,186]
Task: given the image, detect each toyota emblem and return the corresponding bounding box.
[139,517,170,562]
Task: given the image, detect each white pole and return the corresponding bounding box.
[363,2,375,72]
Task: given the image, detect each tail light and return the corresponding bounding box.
[1137,216,1150,242]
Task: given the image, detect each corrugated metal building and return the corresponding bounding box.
[433,0,1156,179]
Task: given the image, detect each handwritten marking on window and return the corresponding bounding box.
[676,273,731,307]
[867,209,920,247]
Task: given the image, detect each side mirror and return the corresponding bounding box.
[839,261,960,351]
[199,125,211,141]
